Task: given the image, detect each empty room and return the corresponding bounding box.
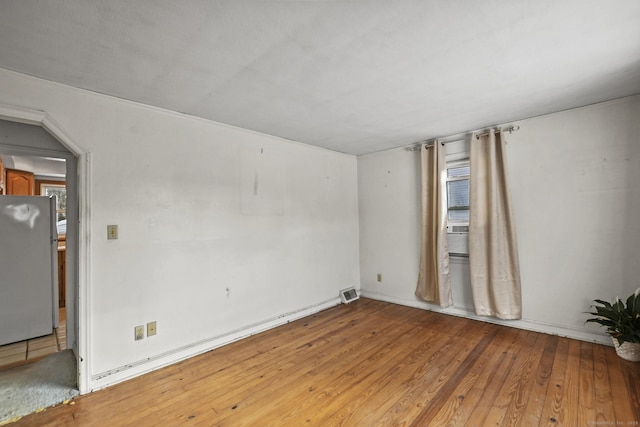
[0,1,639,426]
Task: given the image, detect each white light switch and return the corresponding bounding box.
[107,224,118,240]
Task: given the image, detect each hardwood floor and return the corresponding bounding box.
[12,299,640,426]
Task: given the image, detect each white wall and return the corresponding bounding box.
[359,95,640,344]
[0,69,360,390]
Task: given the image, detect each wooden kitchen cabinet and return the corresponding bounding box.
[6,169,35,195]
[58,238,66,308]
[0,155,5,194]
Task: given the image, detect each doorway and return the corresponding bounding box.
[0,154,68,368]
[0,118,79,386]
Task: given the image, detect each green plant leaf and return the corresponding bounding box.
[587,290,640,345]
[631,292,640,316]
[626,294,635,316]
[593,299,612,309]
[586,318,615,328]
[595,306,619,321]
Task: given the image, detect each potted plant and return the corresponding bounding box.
[586,288,640,362]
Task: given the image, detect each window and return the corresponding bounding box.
[446,160,469,232]
[36,181,66,234]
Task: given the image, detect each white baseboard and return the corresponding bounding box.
[361,290,611,346]
[88,297,341,393]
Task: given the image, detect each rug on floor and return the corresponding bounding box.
[0,349,79,425]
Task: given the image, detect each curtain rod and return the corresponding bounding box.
[474,125,520,139]
[407,125,520,151]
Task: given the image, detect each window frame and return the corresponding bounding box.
[445,159,470,232]
[35,179,67,233]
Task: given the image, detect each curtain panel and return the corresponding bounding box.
[469,130,522,319]
[416,142,452,308]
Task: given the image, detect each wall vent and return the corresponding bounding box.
[340,287,359,304]
[450,225,469,233]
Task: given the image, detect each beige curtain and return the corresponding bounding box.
[469,129,522,319]
[416,141,452,308]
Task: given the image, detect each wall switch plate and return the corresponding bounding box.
[147,321,157,337]
[377,273,382,282]
[107,224,118,240]
[134,325,144,340]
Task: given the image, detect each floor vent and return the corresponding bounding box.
[340,287,359,304]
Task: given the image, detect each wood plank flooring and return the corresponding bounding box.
[11,299,640,426]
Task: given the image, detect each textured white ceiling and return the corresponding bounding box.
[1,1,639,155]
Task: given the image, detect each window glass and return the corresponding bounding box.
[447,165,470,178]
[40,183,66,234]
[447,179,469,209]
[44,186,66,222]
[448,208,470,222]
[446,162,469,224]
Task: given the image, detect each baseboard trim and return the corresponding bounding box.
[88,297,341,392]
[361,290,611,346]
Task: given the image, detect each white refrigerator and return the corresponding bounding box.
[0,195,59,346]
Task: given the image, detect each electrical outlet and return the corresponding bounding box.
[147,321,157,337]
[134,325,144,341]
